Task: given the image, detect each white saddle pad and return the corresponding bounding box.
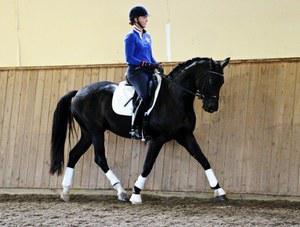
[112,73,162,116]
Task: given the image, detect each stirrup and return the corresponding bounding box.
[129,128,142,140]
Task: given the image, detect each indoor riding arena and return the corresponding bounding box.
[1,1,299,226]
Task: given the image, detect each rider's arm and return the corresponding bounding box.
[125,33,142,65]
[150,51,157,64]
[150,46,157,64]
[148,35,157,64]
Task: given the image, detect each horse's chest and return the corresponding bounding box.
[158,114,195,133]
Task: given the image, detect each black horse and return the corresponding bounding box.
[50,57,230,204]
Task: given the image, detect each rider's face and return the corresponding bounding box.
[136,16,148,28]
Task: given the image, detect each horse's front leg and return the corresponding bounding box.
[176,133,227,201]
[130,137,166,204]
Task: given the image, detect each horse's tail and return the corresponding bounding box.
[50,90,78,175]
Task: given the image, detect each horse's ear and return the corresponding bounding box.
[220,57,230,68]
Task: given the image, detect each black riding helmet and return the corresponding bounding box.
[129,6,148,25]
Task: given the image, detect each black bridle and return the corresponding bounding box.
[166,70,224,100]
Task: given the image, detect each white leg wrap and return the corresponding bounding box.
[113,182,126,194]
[62,167,74,193]
[134,175,147,190]
[105,169,120,186]
[205,169,218,188]
[214,188,226,197]
[130,193,142,204]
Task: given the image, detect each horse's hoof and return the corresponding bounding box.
[130,193,142,204]
[214,195,228,202]
[60,192,70,202]
[118,192,129,202]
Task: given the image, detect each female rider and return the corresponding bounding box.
[125,6,162,139]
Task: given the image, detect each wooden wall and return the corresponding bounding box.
[0,58,299,196]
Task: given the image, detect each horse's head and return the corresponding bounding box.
[179,57,229,113]
[195,58,230,113]
[168,57,230,113]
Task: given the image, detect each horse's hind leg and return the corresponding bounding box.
[92,132,128,201]
[61,130,91,202]
[176,133,227,201]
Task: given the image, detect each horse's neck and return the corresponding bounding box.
[172,70,197,94]
[165,71,197,107]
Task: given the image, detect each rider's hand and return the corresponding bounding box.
[140,61,158,70]
[156,63,164,74]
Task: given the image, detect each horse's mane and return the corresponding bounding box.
[168,57,212,78]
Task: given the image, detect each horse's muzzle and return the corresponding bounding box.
[203,98,219,113]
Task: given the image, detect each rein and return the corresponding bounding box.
[166,77,202,99]
[166,70,223,99]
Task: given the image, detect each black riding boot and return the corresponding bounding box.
[130,99,147,139]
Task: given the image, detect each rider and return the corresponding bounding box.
[125,6,162,139]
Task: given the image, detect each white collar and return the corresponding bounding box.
[133,25,145,39]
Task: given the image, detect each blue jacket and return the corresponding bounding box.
[124,29,157,65]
